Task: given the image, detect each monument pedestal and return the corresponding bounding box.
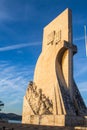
[22,114,87,127]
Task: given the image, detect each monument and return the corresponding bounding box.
[22,8,87,126]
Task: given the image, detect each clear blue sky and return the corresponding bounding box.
[0,0,87,115]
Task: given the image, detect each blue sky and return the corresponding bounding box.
[0,0,87,115]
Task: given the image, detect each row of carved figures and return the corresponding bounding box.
[26,81,53,115]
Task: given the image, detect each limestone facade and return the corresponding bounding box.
[22,8,87,126]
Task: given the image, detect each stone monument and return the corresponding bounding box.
[22,8,87,126]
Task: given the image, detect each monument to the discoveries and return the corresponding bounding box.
[22,8,87,126]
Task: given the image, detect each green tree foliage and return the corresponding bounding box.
[0,101,4,111]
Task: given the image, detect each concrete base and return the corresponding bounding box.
[22,115,87,127]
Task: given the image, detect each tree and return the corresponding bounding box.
[0,101,4,111]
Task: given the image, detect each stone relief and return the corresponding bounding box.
[26,81,53,115]
[47,30,61,45]
[47,31,55,45]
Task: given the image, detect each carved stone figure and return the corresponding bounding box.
[25,82,53,115]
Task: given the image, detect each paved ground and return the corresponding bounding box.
[0,122,87,130]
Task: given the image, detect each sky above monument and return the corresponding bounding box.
[0,0,87,115]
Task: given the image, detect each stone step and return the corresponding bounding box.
[75,126,87,130]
